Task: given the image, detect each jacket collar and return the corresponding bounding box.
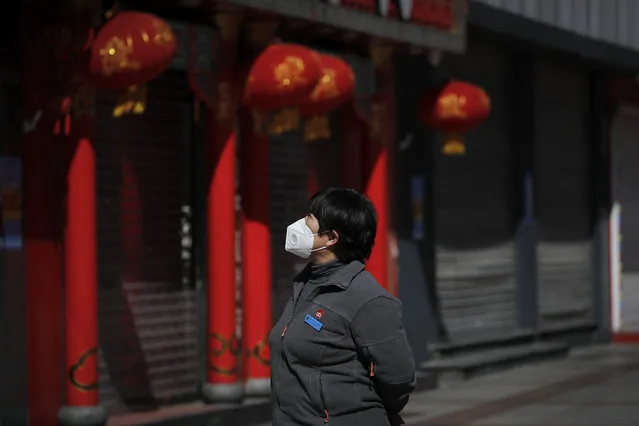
[293,260,365,290]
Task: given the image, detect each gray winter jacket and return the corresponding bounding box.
[268,260,416,426]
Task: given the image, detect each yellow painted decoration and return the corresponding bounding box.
[269,108,300,134]
[100,36,141,77]
[274,56,306,89]
[442,134,466,155]
[113,85,147,118]
[304,116,331,141]
[438,93,468,119]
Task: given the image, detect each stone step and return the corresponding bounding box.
[420,341,570,385]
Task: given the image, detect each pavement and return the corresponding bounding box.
[257,344,639,426]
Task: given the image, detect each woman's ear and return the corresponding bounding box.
[326,230,339,247]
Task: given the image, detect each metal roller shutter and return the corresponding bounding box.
[534,60,593,329]
[95,71,198,412]
[434,42,518,340]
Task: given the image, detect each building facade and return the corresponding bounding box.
[4,0,639,425]
[2,0,466,425]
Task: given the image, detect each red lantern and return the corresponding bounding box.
[299,54,355,141]
[88,12,177,91]
[87,12,177,117]
[299,54,355,117]
[419,80,491,155]
[244,44,322,134]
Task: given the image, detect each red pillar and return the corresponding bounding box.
[240,106,272,396]
[23,7,63,424]
[58,79,107,426]
[203,14,244,403]
[364,45,394,290]
[240,22,277,397]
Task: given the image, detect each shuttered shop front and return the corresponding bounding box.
[534,61,594,329]
[95,71,198,411]
[434,42,518,340]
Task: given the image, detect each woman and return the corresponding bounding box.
[269,187,416,426]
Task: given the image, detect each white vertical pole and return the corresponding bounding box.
[610,202,622,332]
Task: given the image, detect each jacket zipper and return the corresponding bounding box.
[281,287,322,338]
[350,324,376,385]
[319,371,329,423]
[364,346,376,389]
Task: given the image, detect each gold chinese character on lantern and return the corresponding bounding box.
[438,93,468,119]
[151,18,174,45]
[310,68,339,101]
[304,116,331,141]
[100,36,141,76]
[269,108,300,134]
[217,82,233,121]
[274,56,306,89]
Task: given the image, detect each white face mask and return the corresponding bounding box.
[285,218,326,259]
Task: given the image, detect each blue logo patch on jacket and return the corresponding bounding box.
[304,314,323,331]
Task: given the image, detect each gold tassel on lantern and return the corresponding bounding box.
[443,133,466,155]
[269,108,300,135]
[113,84,148,118]
[304,115,331,142]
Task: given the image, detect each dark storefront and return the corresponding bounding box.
[15,0,466,425]
[433,40,518,341]
[396,2,639,358]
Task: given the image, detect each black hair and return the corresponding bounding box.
[308,187,377,262]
